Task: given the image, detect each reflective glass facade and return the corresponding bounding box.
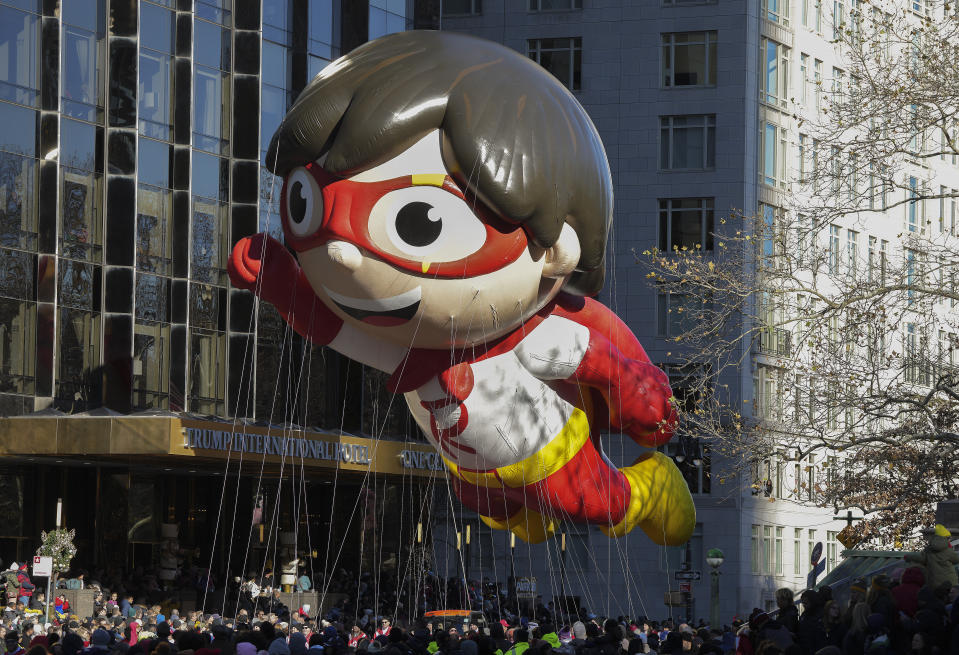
[0,0,413,437]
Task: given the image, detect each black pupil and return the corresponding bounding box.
[396,201,442,247]
[289,181,307,224]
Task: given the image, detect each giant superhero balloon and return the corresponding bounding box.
[229,31,696,545]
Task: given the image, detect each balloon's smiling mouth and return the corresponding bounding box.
[323,286,422,327]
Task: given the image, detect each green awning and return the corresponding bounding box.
[815,549,905,594]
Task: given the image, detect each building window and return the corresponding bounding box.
[808,453,819,498]
[194,0,231,25]
[908,176,920,232]
[751,525,761,573]
[657,290,698,337]
[369,0,406,40]
[833,0,844,40]
[794,528,802,575]
[56,258,101,407]
[662,437,711,495]
[760,122,788,188]
[134,274,170,410]
[800,54,809,105]
[189,284,225,415]
[759,204,784,269]
[826,530,838,572]
[662,32,717,87]
[194,18,231,155]
[797,133,808,183]
[61,2,105,122]
[529,0,581,10]
[138,2,175,140]
[846,229,858,273]
[814,59,823,111]
[60,118,104,262]
[262,40,291,163]
[308,0,334,59]
[760,38,789,107]
[0,262,37,402]
[0,3,39,107]
[137,185,172,275]
[658,198,714,252]
[763,525,773,574]
[763,0,790,24]
[829,225,840,274]
[527,38,582,91]
[443,0,483,14]
[192,196,229,286]
[775,526,784,575]
[831,66,845,104]
[262,0,291,45]
[0,104,39,252]
[660,115,716,170]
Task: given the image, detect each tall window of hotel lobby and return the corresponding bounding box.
[0,2,41,412]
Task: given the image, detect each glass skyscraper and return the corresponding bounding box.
[0,0,412,435]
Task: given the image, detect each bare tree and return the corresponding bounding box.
[642,1,959,546]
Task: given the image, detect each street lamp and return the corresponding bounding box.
[706,548,725,628]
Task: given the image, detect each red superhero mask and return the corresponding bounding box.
[281,164,529,278]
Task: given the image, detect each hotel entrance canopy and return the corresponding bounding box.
[0,413,445,478]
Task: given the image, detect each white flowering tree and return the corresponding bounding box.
[36,528,77,588]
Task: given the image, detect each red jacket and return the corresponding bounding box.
[17,567,34,597]
[892,566,925,617]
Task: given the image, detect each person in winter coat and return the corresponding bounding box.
[4,566,20,603]
[774,588,799,637]
[504,630,529,655]
[559,622,587,655]
[905,525,959,590]
[893,566,926,617]
[16,565,34,606]
[822,600,847,648]
[797,590,826,654]
[841,602,870,655]
[866,575,898,626]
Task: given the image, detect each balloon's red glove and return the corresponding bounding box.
[228,233,343,345]
[573,330,678,447]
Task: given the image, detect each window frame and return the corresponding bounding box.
[658,198,715,252]
[527,37,582,92]
[760,37,790,107]
[659,114,717,170]
[528,0,581,10]
[661,31,718,88]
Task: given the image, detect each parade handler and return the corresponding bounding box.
[229,31,695,545]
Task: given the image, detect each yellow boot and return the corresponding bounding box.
[600,451,696,546]
[480,506,558,544]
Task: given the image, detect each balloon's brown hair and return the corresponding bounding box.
[266,30,613,296]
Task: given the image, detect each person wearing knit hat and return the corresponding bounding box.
[90,628,112,651]
[236,643,257,655]
[905,524,959,590]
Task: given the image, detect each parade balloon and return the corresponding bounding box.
[228,31,696,545]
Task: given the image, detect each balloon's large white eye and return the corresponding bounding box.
[285,167,323,238]
[368,186,486,262]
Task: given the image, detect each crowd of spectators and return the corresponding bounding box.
[2,561,959,654]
